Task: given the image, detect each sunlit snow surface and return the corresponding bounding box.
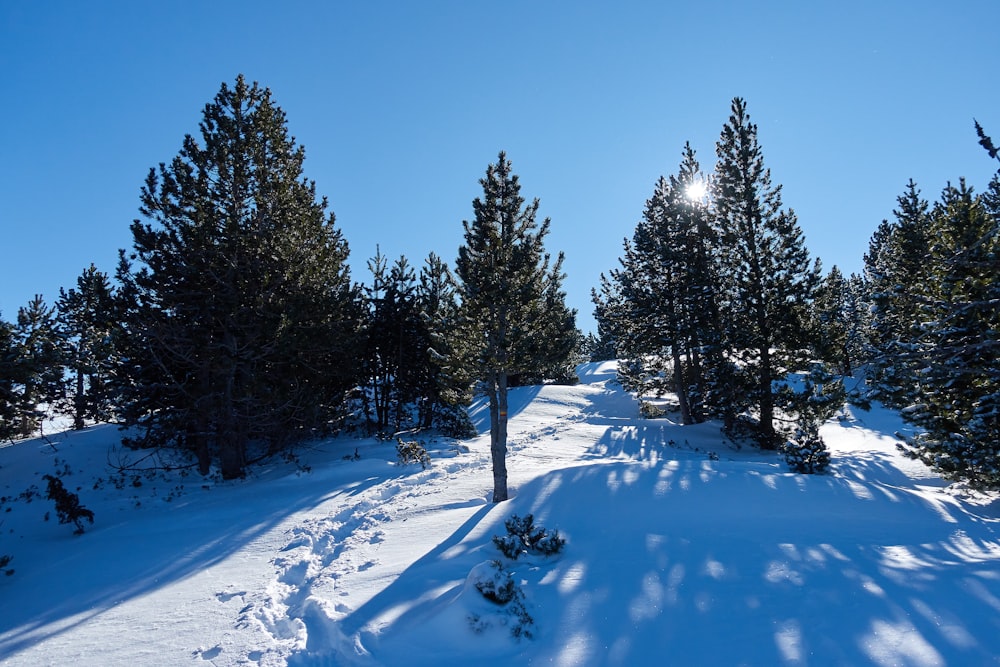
[2,361,999,666]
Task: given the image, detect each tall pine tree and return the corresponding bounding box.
[713,97,821,446]
[116,75,362,478]
[453,152,577,502]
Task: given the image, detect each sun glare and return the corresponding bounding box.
[684,179,708,202]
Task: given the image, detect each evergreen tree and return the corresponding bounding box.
[595,144,730,424]
[898,178,1000,488]
[812,266,868,376]
[56,265,118,429]
[864,180,933,407]
[453,152,577,502]
[713,97,821,446]
[11,296,64,437]
[116,75,362,478]
[361,248,425,434]
[0,314,19,441]
[417,252,476,436]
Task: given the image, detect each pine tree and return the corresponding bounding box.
[11,296,64,438]
[56,265,118,429]
[713,98,821,446]
[898,178,1000,488]
[361,249,425,434]
[417,252,476,436]
[453,152,577,502]
[864,180,933,408]
[812,266,868,376]
[116,75,362,478]
[0,314,19,441]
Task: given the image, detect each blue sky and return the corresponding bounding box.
[2,1,998,334]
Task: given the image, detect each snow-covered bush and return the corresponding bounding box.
[493,514,565,560]
[395,439,430,470]
[782,422,831,474]
[467,560,535,639]
[639,401,668,419]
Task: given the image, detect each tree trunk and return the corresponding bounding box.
[490,372,509,502]
[671,345,694,425]
[758,345,777,448]
[73,367,85,430]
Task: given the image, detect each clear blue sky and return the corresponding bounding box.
[2,1,998,333]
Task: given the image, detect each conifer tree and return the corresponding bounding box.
[898,178,1000,488]
[453,152,577,502]
[56,265,118,429]
[116,75,362,478]
[11,296,64,437]
[713,98,821,446]
[812,266,868,376]
[595,145,731,423]
[417,252,476,436]
[361,249,425,434]
[863,180,933,407]
[0,314,19,441]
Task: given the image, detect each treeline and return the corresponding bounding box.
[593,98,1000,486]
[0,76,580,487]
[2,81,997,492]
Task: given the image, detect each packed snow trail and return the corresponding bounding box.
[1,361,999,666]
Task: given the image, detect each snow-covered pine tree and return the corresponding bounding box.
[898,178,1000,488]
[863,180,933,408]
[116,75,362,478]
[713,98,821,447]
[453,152,578,502]
[56,264,118,429]
[811,266,868,377]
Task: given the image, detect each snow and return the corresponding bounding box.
[2,361,1000,666]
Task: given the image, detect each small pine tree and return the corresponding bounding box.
[43,475,94,535]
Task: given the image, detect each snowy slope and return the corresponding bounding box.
[1,361,999,666]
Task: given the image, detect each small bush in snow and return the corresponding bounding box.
[474,559,519,604]
[468,560,535,639]
[396,438,431,470]
[0,553,11,576]
[782,422,831,474]
[493,514,565,560]
[43,474,94,535]
[433,404,477,439]
[639,401,667,419]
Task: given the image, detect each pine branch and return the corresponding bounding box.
[974,119,1000,162]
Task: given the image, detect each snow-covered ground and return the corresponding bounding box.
[2,361,999,666]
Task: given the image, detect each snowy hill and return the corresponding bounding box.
[2,361,999,666]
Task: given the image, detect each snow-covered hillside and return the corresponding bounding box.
[1,361,999,666]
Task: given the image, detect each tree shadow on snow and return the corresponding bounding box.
[343,436,1000,666]
[0,428,400,660]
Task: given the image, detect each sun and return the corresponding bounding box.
[684,179,708,202]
